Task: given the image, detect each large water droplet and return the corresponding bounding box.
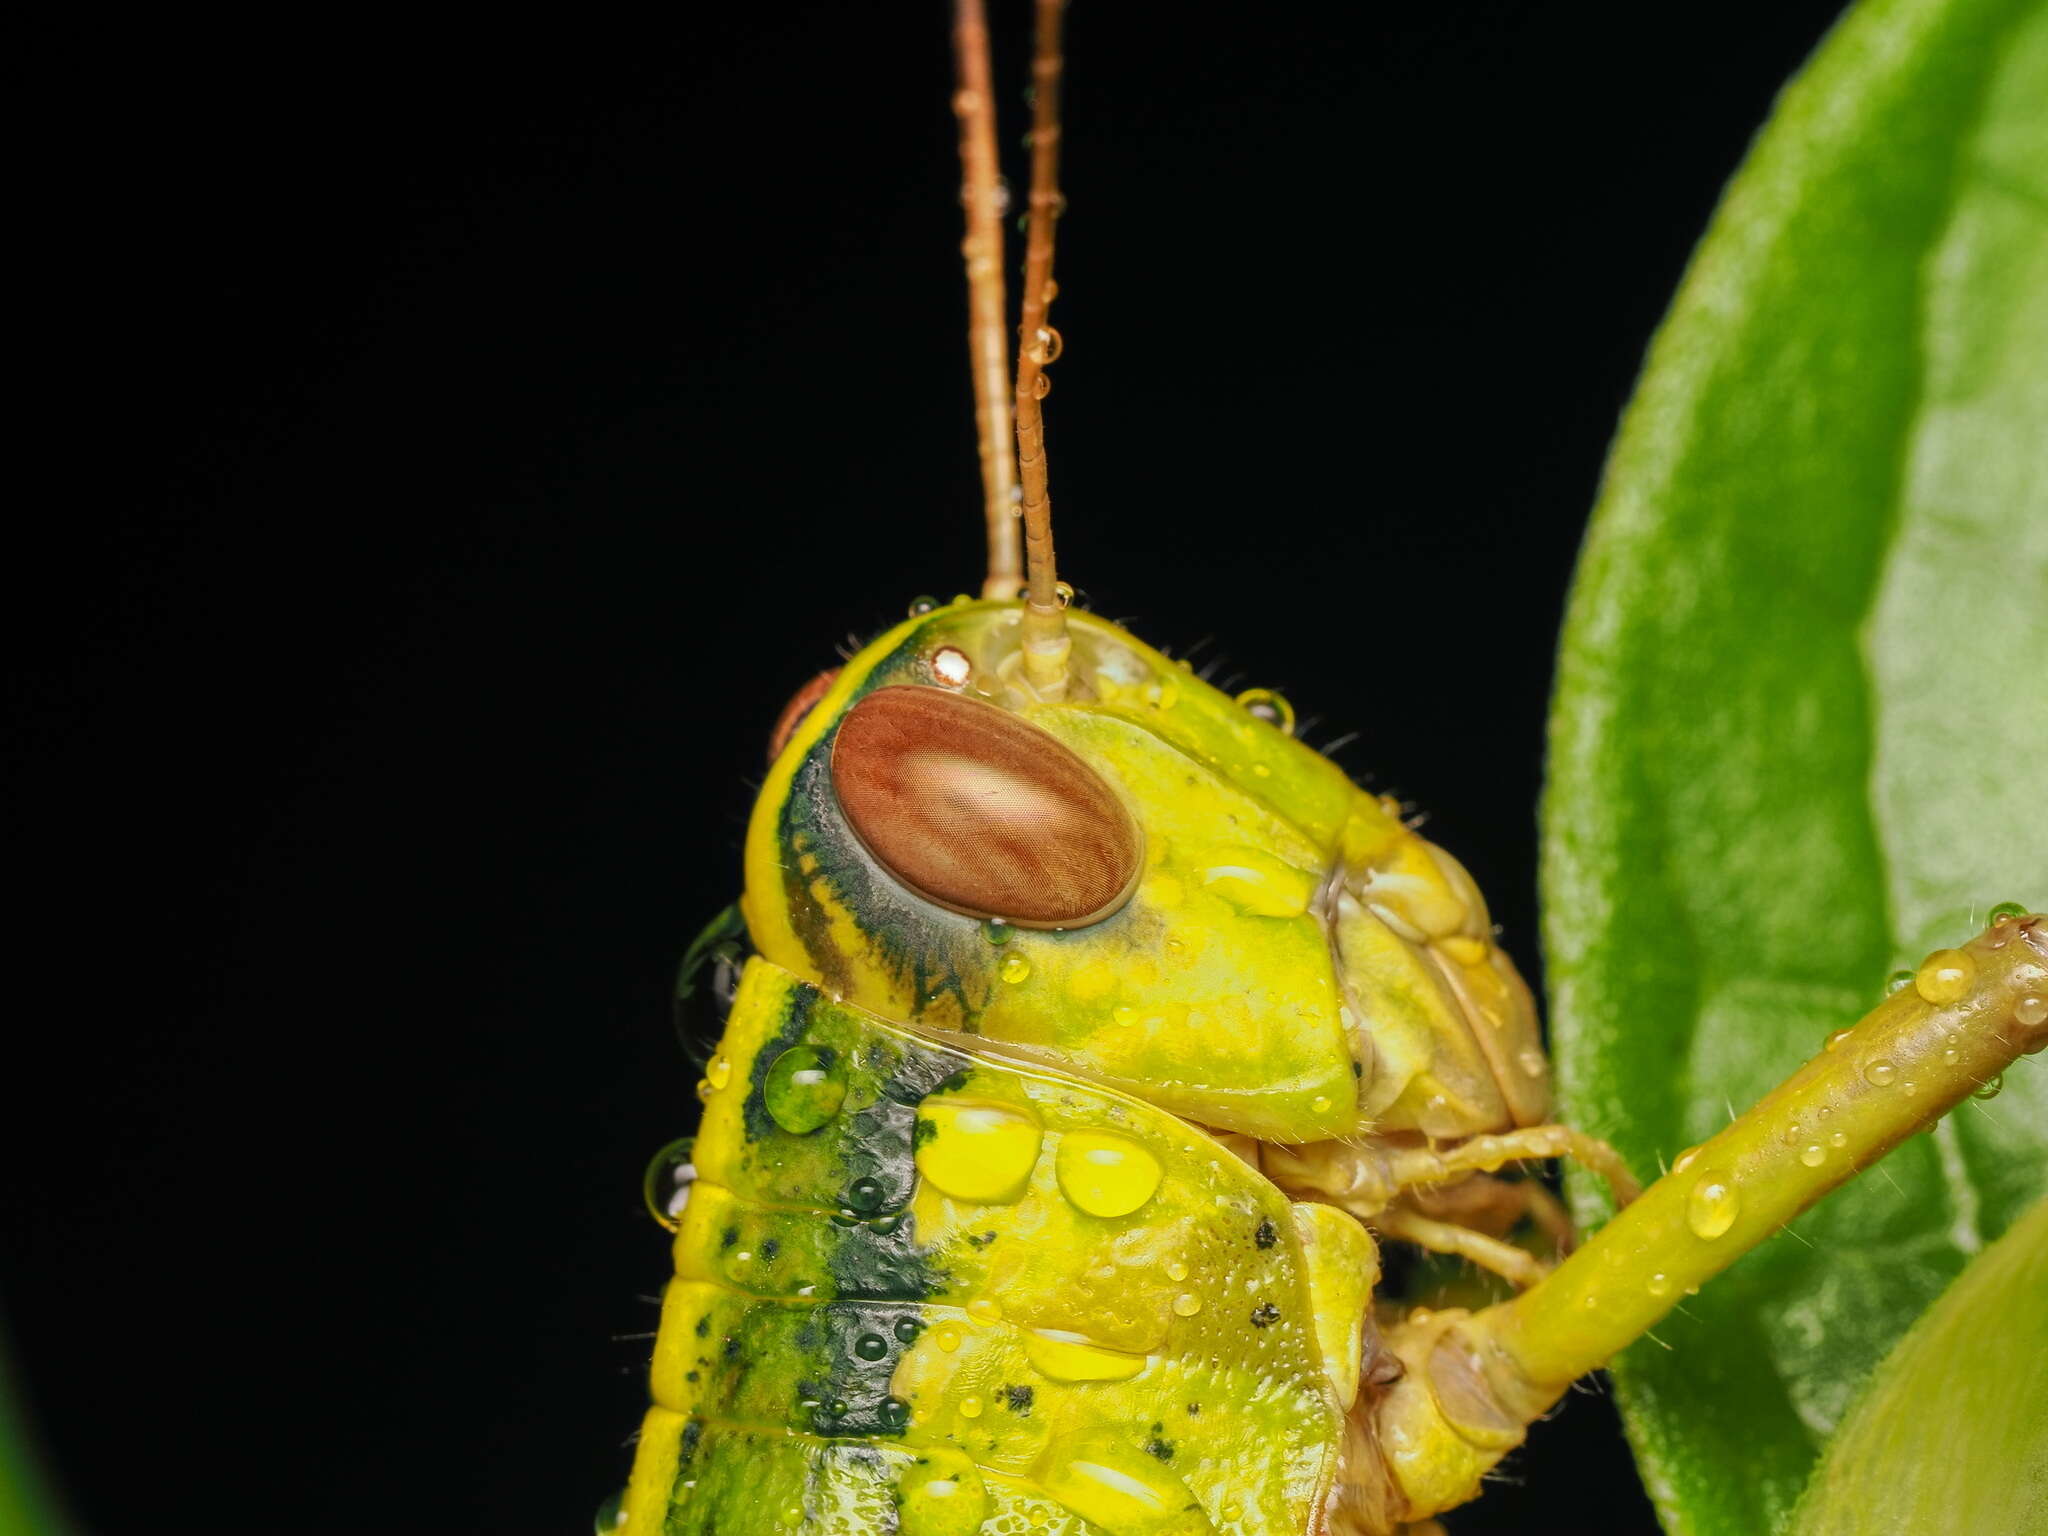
[854,1333,889,1362]
[907,594,941,618]
[1172,1292,1202,1317]
[1864,1058,1897,1087]
[1914,948,1975,1005]
[1988,900,2028,924]
[915,1100,1043,1203]
[1974,1073,2005,1101]
[762,1045,846,1134]
[642,1137,697,1230]
[845,1176,887,1214]
[1000,952,1033,984]
[674,904,749,1047]
[593,1489,628,1533]
[897,1461,989,1536]
[1884,969,1915,996]
[958,1394,984,1419]
[1024,1328,1147,1382]
[1687,1172,1740,1240]
[1800,1144,1826,1168]
[2018,995,2048,1028]
[1233,687,1297,736]
[1056,1131,1164,1217]
[1041,1442,1205,1535]
[1198,849,1315,918]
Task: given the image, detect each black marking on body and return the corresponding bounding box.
[1254,1219,1277,1250]
[1250,1302,1281,1327]
[1003,1385,1033,1414]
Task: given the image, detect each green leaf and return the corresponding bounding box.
[1788,1194,2048,1536]
[1540,0,2048,1530]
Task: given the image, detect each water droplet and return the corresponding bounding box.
[706,1055,732,1091]
[1310,1095,1333,1115]
[1233,687,1297,735]
[1441,934,1489,966]
[1914,948,1975,1005]
[1222,1502,1243,1522]
[895,1317,921,1344]
[1864,1059,1897,1087]
[1166,1261,1189,1282]
[763,1045,847,1134]
[1031,371,1051,399]
[1671,1145,1701,1175]
[642,1137,697,1230]
[1687,1172,1740,1240]
[1800,1144,1825,1167]
[854,1333,889,1361]
[1975,1073,2005,1101]
[674,904,749,1047]
[982,918,1012,945]
[1989,900,2028,923]
[880,1396,910,1429]
[845,1176,887,1214]
[959,1394,984,1419]
[1056,1130,1164,1217]
[1825,1028,1853,1052]
[1829,1130,1848,1148]
[1052,580,1074,608]
[593,1488,627,1532]
[1024,1328,1146,1382]
[1199,848,1316,917]
[2018,995,2048,1028]
[916,1100,1043,1203]
[897,1461,989,1536]
[966,1296,1004,1324]
[933,1325,962,1352]
[1646,1273,1671,1298]
[1035,326,1064,364]
[1172,1293,1203,1317]
[779,1505,804,1527]
[1943,1037,1961,1064]
[1885,969,1915,996]
[1902,1079,1919,1097]
[1000,952,1033,984]
[930,645,973,688]
[908,594,941,618]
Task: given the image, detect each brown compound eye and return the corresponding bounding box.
[829,686,1142,928]
[768,669,841,763]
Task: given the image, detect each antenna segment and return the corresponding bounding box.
[952,0,1023,601]
[1013,0,1071,698]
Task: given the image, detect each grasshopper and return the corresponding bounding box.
[602,5,2048,1531]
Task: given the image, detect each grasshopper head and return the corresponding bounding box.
[742,600,1547,1144]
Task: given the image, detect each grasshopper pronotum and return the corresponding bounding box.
[602,6,2047,1531]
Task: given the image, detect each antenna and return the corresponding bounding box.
[1013,0,1071,698]
[953,0,1022,601]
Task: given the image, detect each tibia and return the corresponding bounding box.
[1365,913,2048,1526]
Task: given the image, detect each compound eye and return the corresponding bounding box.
[830,686,1142,928]
[768,669,841,763]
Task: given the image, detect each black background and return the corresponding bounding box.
[7,3,1849,1531]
